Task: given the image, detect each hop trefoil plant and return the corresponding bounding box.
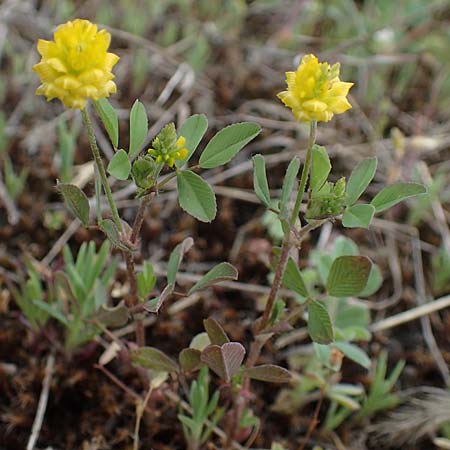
[228,53,427,444]
[31,20,428,449]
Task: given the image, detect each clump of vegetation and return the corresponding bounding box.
[4,2,449,449]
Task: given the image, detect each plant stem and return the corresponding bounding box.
[82,106,148,347]
[290,120,317,226]
[125,252,145,347]
[81,107,122,231]
[258,121,317,331]
[133,384,153,450]
[157,171,178,190]
[233,121,318,442]
[297,388,324,450]
[258,237,291,331]
[131,194,153,244]
[127,194,154,347]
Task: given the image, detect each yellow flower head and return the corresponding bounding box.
[33,19,119,109]
[148,123,189,168]
[277,54,353,122]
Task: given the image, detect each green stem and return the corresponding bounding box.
[258,120,317,331]
[157,170,178,190]
[237,121,319,441]
[82,106,145,347]
[81,107,122,232]
[290,120,317,226]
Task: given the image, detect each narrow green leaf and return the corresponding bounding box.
[176,114,208,168]
[310,145,331,192]
[177,170,216,222]
[167,237,194,285]
[107,149,131,180]
[94,98,119,148]
[334,342,371,369]
[137,261,156,299]
[252,154,271,207]
[33,300,69,326]
[282,257,309,297]
[178,414,197,431]
[326,256,371,297]
[188,262,238,295]
[243,365,292,383]
[330,383,364,396]
[346,157,377,205]
[327,391,361,410]
[371,182,427,212]
[342,204,375,228]
[308,300,334,344]
[129,100,148,159]
[280,157,300,217]
[58,183,90,226]
[199,122,261,168]
[131,347,179,372]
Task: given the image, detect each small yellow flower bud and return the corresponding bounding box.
[147,123,189,168]
[176,136,186,148]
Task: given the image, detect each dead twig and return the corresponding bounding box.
[95,364,246,450]
[297,388,325,450]
[0,170,20,225]
[412,235,450,386]
[133,384,153,450]
[26,353,55,450]
[370,293,450,332]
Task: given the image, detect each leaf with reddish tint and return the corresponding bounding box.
[131,347,179,372]
[179,348,202,372]
[243,364,292,383]
[95,302,129,327]
[201,342,245,382]
[203,317,229,345]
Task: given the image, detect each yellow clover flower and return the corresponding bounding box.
[33,19,119,109]
[277,54,353,122]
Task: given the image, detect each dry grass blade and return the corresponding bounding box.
[26,353,55,450]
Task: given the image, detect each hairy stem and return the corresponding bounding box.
[82,107,150,348]
[131,194,153,244]
[290,120,317,225]
[258,236,291,331]
[81,107,122,231]
[258,120,317,331]
[125,252,145,347]
[232,121,318,442]
[128,194,154,347]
